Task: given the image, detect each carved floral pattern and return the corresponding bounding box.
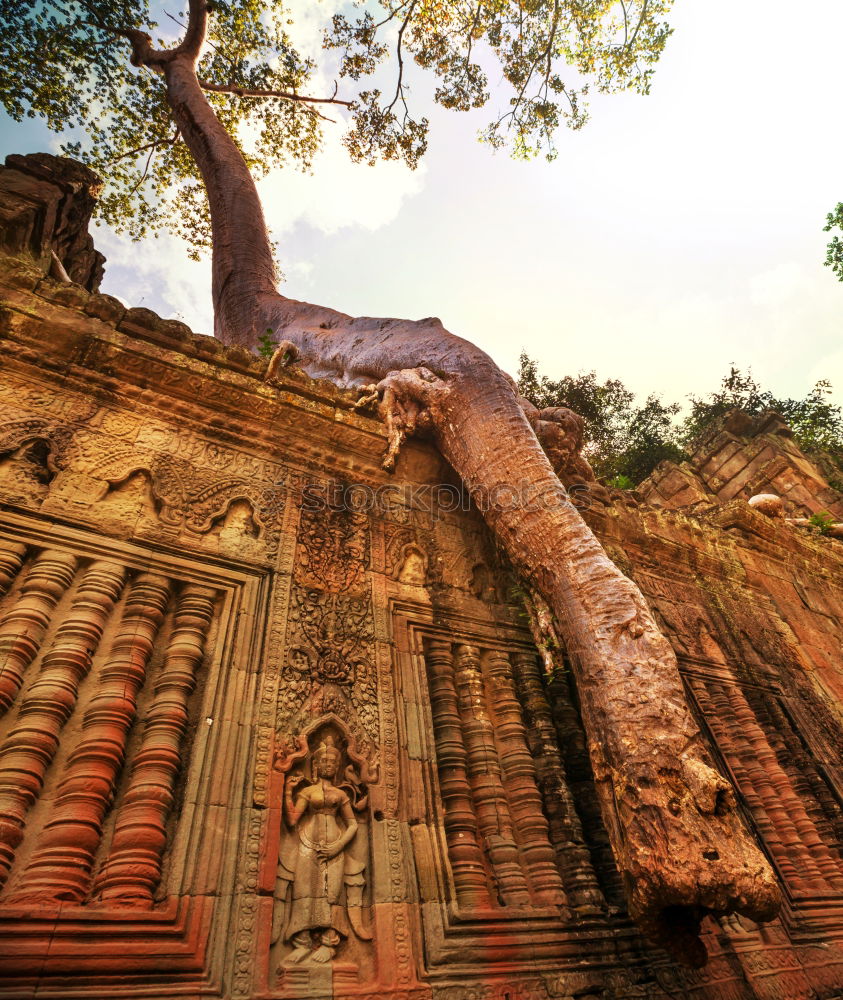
[277,497,378,744]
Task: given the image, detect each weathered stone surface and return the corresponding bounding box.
[640,408,843,520]
[0,237,843,996]
[748,492,784,517]
[0,153,105,291]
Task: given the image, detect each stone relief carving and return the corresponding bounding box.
[97,469,161,530]
[0,440,54,504]
[397,544,427,584]
[0,407,288,558]
[277,497,378,745]
[0,420,70,509]
[0,418,74,466]
[295,505,368,594]
[381,521,420,579]
[469,562,501,603]
[209,497,261,540]
[272,718,374,969]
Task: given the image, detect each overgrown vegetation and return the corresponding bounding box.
[518,355,843,486]
[256,330,278,358]
[824,203,843,282]
[517,354,685,484]
[0,0,675,259]
[809,511,835,535]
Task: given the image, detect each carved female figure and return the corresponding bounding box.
[274,727,370,964]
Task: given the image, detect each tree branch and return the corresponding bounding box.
[374,0,415,30]
[197,80,352,107]
[171,0,208,61]
[106,133,180,165]
[385,0,418,116]
[127,141,159,196]
[73,0,208,68]
[629,0,650,46]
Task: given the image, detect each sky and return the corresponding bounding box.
[1,0,842,411]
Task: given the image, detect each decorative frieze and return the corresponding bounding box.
[277,496,378,745]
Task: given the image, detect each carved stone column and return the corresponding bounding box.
[510,650,604,913]
[12,573,172,902]
[454,644,530,906]
[691,677,802,888]
[424,638,491,908]
[0,540,26,597]
[758,693,843,851]
[92,583,215,904]
[695,677,843,894]
[547,670,624,907]
[0,550,78,716]
[0,559,125,887]
[485,649,565,906]
[725,682,843,890]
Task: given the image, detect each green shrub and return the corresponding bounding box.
[809,511,835,536]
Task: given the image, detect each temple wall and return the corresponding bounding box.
[0,179,842,1000]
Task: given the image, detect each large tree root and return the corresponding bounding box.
[153,31,779,964]
[264,335,779,966]
[150,28,779,965]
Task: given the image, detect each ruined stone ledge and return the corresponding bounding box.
[0,152,105,292]
[0,253,431,485]
[2,255,366,406]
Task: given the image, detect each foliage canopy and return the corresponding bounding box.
[1,0,674,257]
[517,353,685,484]
[518,355,843,486]
[824,202,843,283]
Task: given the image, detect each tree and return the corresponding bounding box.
[517,353,685,484]
[517,354,637,467]
[0,0,780,964]
[684,366,843,468]
[520,357,843,485]
[2,0,676,259]
[824,202,843,283]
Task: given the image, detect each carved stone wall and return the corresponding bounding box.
[1,213,843,999]
[0,153,105,291]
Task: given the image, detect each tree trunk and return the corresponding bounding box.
[155,21,780,967]
[162,59,277,341]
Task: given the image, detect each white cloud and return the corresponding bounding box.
[95,225,214,335]
[93,136,427,331]
[258,137,426,237]
[256,0,427,238]
[749,261,808,310]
